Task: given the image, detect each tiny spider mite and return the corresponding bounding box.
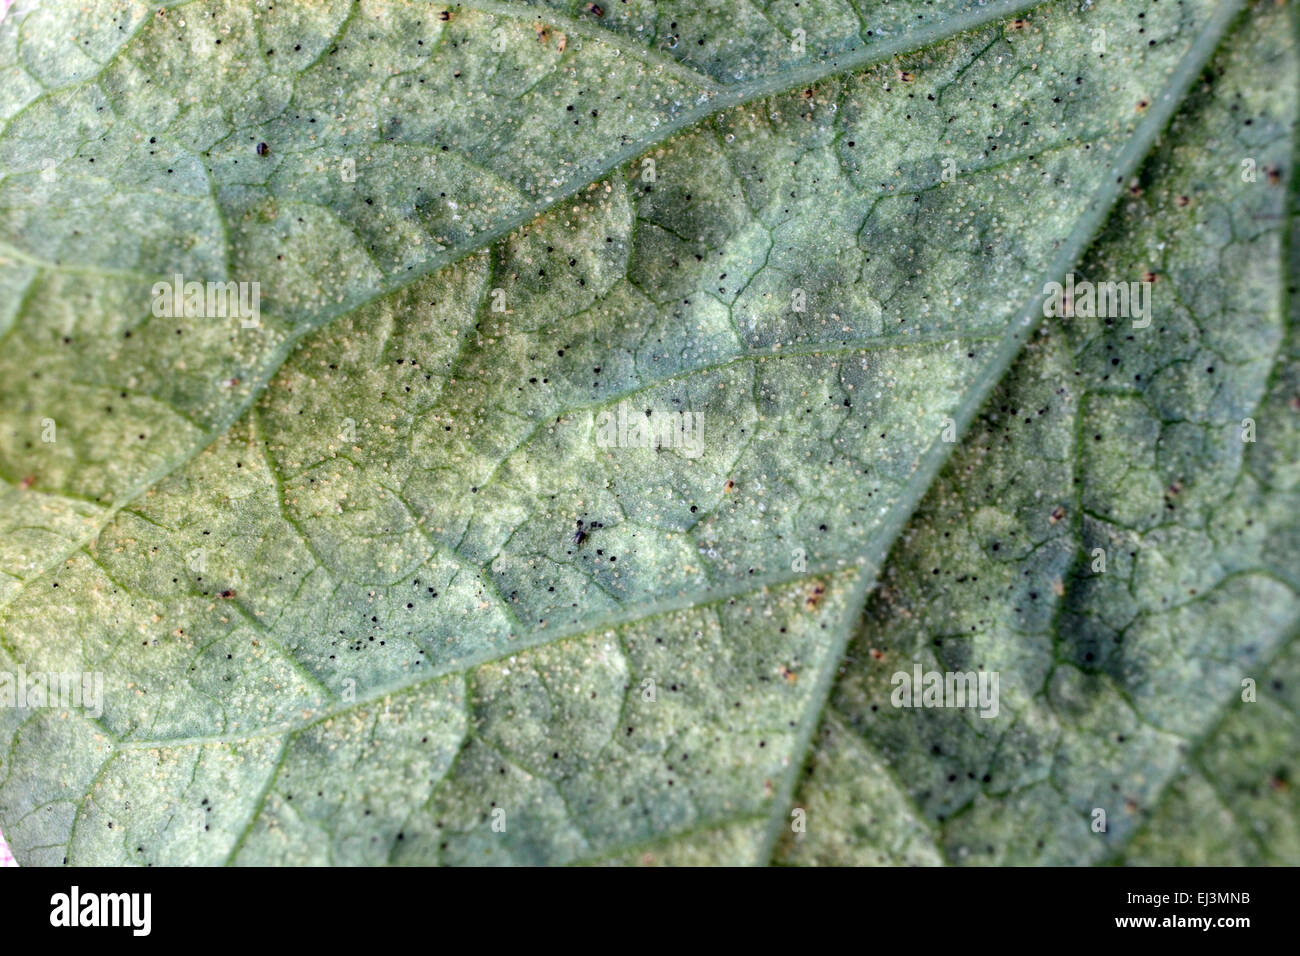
[572,519,603,546]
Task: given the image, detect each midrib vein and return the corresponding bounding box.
[753,0,1250,865]
[5,0,1239,865]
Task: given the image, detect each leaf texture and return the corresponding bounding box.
[0,0,1294,865]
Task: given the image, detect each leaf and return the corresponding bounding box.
[0,0,1293,865]
[779,0,1300,865]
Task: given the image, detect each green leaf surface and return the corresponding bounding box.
[778,0,1300,865]
[0,0,1295,865]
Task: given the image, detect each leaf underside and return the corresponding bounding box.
[0,0,1295,865]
